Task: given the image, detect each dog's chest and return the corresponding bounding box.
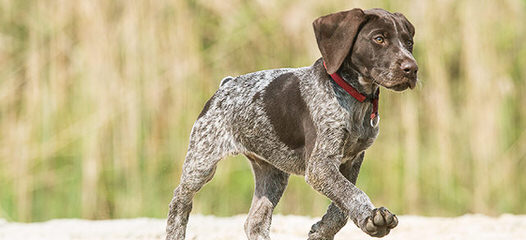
[332,85,380,161]
[341,124,378,161]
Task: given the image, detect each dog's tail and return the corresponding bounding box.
[219,76,234,87]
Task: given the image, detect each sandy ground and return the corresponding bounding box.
[1,214,526,240]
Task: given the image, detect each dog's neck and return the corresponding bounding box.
[338,67,378,96]
[323,61,380,124]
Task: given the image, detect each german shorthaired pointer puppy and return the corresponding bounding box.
[166,8,418,240]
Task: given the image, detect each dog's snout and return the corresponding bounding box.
[401,60,418,77]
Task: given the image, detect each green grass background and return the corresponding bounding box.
[1,0,525,222]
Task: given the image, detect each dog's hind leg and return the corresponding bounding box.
[307,152,364,240]
[244,154,289,240]
[165,119,236,240]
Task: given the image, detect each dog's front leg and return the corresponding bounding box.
[307,152,364,240]
[305,132,397,238]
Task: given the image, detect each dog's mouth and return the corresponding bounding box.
[384,80,416,91]
[371,69,417,92]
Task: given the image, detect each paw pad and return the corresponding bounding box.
[362,207,398,237]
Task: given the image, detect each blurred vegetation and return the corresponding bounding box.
[0,0,525,222]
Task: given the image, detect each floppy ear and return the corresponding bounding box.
[313,8,368,74]
[394,12,415,37]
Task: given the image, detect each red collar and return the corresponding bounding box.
[323,62,379,121]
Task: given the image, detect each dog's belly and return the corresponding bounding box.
[241,134,376,175]
[247,149,306,175]
[233,114,379,175]
[237,129,307,175]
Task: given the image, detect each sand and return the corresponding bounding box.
[1,214,526,240]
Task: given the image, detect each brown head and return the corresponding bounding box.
[313,8,418,91]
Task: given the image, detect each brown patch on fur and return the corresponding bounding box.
[252,92,260,102]
[263,73,316,151]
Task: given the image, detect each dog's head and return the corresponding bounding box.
[313,8,418,91]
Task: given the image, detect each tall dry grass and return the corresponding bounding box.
[0,0,525,222]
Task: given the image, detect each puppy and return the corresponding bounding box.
[166,8,418,240]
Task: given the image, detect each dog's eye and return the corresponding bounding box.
[374,36,384,44]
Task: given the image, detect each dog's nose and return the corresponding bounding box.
[401,60,418,78]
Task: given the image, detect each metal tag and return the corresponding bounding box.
[370,115,380,128]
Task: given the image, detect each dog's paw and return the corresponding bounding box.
[360,207,398,237]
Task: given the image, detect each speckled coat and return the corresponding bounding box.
[166,8,418,240]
